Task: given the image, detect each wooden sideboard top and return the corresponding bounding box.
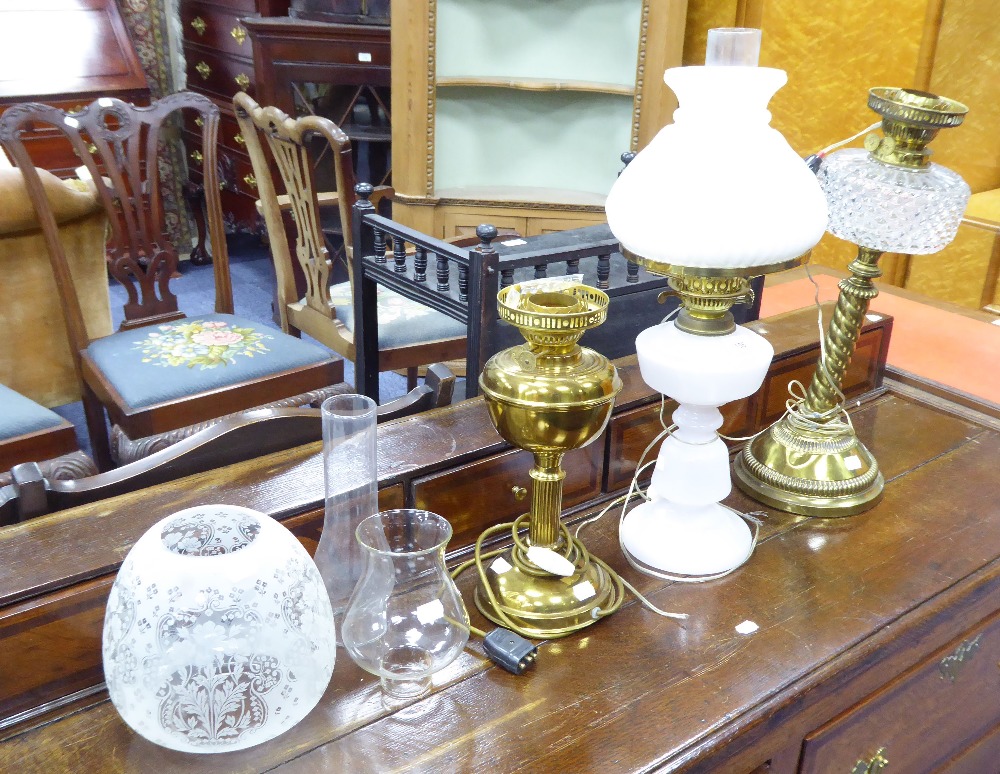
[3,306,999,772]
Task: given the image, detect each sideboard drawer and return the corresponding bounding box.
[412,439,605,550]
[799,611,1000,773]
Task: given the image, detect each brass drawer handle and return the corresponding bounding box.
[511,485,527,501]
[940,634,981,682]
[231,25,247,45]
[851,748,888,774]
[195,61,211,80]
[190,16,207,36]
[233,133,246,146]
[234,73,250,91]
[190,150,203,164]
[243,173,257,189]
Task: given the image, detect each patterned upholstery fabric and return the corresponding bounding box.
[329,282,465,347]
[87,314,333,409]
[0,384,65,440]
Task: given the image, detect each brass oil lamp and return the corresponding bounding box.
[734,87,970,517]
[476,283,622,638]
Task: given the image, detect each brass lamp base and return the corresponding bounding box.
[734,412,884,517]
[474,541,617,639]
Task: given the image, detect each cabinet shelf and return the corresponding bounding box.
[435,77,634,96]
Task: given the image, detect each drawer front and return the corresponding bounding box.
[605,397,752,493]
[800,611,1000,773]
[183,113,249,161]
[412,440,605,550]
[442,211,525,239]
[182,2,253,58]
[185,45,255,101]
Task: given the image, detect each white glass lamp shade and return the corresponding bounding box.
[102,504,336,753]
[818,148,971,253]
[605,66,828,269]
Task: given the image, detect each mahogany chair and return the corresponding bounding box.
[0,94,345,470]
[0,384,96,486]
[2,363,455,525]
[233,92,467,390]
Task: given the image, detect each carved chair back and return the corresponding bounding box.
[234,92,357,331]
[0,93,231,361]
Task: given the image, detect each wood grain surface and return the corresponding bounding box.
[1,388,999,772]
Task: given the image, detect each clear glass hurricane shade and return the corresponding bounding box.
[605,65,828,270]
[315,394,378,622]
[341,509,470,701]
[818,148,971,254]
[102,505,336,753]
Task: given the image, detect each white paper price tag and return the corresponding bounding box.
[573,581,596,602]
[490,556,513,575]
[526,546,575,577]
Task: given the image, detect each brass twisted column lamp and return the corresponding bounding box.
[735,88,970,516]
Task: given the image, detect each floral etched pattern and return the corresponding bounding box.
[102,505,336,753]
[161,510,261,556]
[134,320,272,369]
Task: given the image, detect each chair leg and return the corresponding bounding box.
[81,385,112,472]
[407,367,418,391]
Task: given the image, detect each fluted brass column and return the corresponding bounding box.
[528,452,565,548]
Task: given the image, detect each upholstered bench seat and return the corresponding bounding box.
[86,313,335,410]
[0,384,65,439]
[328,282,467,348]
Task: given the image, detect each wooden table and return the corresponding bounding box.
[2,307,1000,772]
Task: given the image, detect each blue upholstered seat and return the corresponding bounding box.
[0,384,65,440]
[86,314,333,410]
[329,282,466,348]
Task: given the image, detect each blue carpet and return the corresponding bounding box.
[56,236,412,460]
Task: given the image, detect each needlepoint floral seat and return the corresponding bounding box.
[0,385,96,486]
[87,315,333,409]
[0,385,65,439]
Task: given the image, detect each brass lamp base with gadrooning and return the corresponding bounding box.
[735,87,970,517]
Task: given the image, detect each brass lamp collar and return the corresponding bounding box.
[622,248,808,336]
[865,87,968,170]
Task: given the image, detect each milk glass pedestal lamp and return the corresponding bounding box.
[734,88,970,516]
[604,28,828,576]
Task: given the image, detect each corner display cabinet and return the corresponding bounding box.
[390,0,688,238]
